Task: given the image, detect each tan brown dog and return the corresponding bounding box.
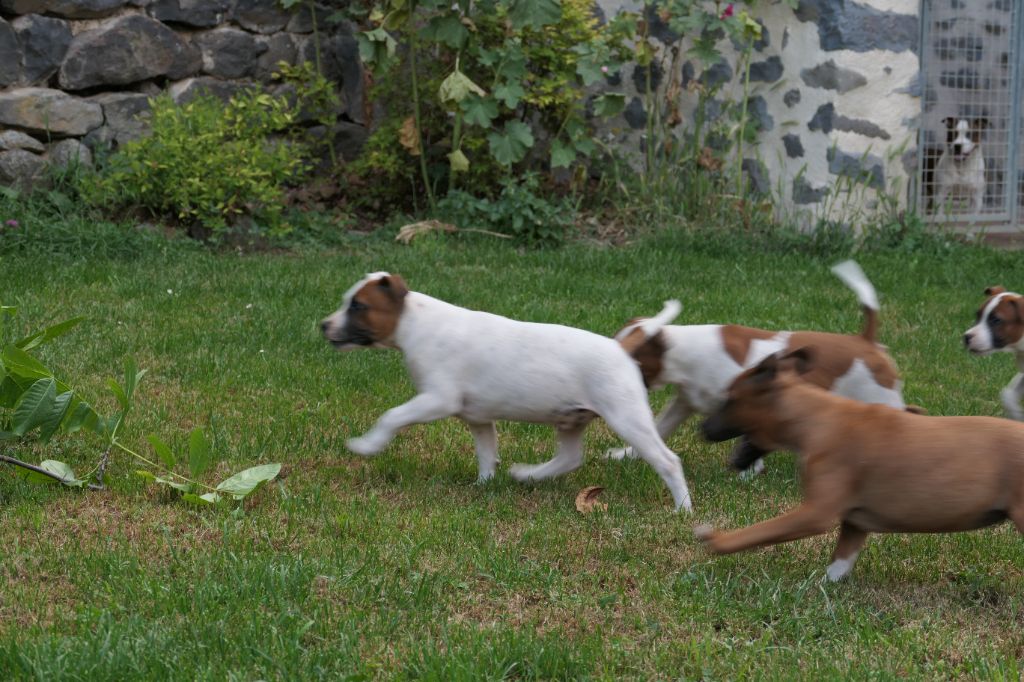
[697,348,1024,581]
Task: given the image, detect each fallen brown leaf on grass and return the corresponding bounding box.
[575,486,608,514]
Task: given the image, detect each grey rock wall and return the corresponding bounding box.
[0,1,366,188]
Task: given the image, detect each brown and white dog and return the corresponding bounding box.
[933,117,988,215]
[320,272,695,511]
[607,261,907,474]
[963,286,1024,420]
[697,348,1024,581]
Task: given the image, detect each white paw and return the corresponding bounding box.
[693,523,714,540]
[475,470,495,485]
[826,557,854,582]
[346,436,382,457]
[508,463,537,482]
[603,446,636,460]
[737,458,766,481]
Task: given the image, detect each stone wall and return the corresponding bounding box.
[0,0,366,187]
[597,0,922,224]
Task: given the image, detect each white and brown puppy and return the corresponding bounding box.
[320,272,694,511]
[934,117,988,215]
[607,261,906,474]
[963,285,1024,420]
[697,348,1024,581]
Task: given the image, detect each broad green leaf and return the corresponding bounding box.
[487,120,534,166]
[460,94,498,127]
[12,378,56,436]
[507,0,561,29]
[0,375,22,408]
[15,316,85,351]
[63,399,100,435]
[147,433,177,469]
[357,28,398,67]
[420,14,469,49]
[438,69,486,110]
[106,378,129,412]
[448,149,470,173]
[496,53,527,81]
[2,345,53,381]
[593,93,626,118]
[123,357,146,404]
[215,463,282,500]
[493,82,525,108]
[183,492,222,506]
[188,427,212,478]
[38,390,73,442]
[550,139,576,168]
[18,459,85,487]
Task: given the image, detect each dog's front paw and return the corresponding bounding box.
[736,458,766,481]
[603,446,636,460]
[693,523,716,543]
[346,436,382,457]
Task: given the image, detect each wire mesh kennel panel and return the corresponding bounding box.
[917,0,1023,229]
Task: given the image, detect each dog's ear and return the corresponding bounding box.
[974,117,989,130]
[377,274,409,302]
[943,116,957,129]
[1007,296,1023,321]
[984,285,1006,297]
[749,353,779,385]
[779,346,815,375]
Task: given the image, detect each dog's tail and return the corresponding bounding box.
[615,300,682,354]
[831,260,879,342]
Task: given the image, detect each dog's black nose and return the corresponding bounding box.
[320,320,329,335]
[963,333,972,347]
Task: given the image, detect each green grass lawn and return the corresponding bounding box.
[1,229,1023,680]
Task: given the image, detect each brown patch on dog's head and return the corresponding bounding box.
[615,319,666,387]
[701,348,814,447]
[964,287,1024,354]
[984,285,1006,297]
[720,325,776,366]
[321,272,409,350]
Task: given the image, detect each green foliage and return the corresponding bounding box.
[0,307,280,504]
[80,92,309,237]
[436,174,573,246]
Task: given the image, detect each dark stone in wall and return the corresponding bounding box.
[285,3,330,33]
[0,20,20,88]
[255,33,296,82]
[834,114,890,140]
[624,97,646,129]
[59,15,200,90]
[783,88,801,107]
[793,176,827,204]
[645,4,679,44]
[742,158,770,195]
[746,96,773,131]
[827,146,884,190]
[939,69,989,90]
[935,36,983,62]
[681,61,695,89]
[300,30,363,123]
[169,76,253,104]
[0,87,103,136]
[149,0,232,28]
[795,0,917,54]
[800,59,866,94]
[892,72,920,97]
[632,61,662,93]
[0,149,44,188]
[749,56,783,83]
[0,0,129,19]
[84,92,151,148]
[808,102,834,133]
[700,61,732,89]
[783,134,804,158]
[234,0,291,34]
[14,15,72,86]
[197,28,267,79]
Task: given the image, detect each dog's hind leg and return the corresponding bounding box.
[605,392,692,461]
[347,392,458,456]
[603,412,693,512]
[509,425,586,482]
[826,522,868,582]
[695,501,839,554]
[467,421,499,482]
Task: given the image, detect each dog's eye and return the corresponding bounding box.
[990,316,1002,326]
[350,300,367,312]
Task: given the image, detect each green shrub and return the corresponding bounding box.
[81,91,309,237]
[436,174,574,246]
